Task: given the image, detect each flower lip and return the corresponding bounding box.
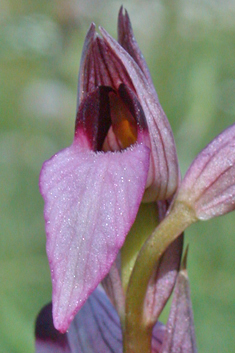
[40,140,150,332]
[75,83,148,152]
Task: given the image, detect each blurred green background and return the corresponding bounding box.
[1,0,235,352]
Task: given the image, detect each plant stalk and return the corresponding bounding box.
[123,200,197,353]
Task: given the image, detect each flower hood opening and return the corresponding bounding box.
[75,83,149,152]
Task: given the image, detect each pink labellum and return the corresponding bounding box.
[40,141,149,332]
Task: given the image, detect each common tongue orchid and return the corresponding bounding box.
[37,6,235,353]
[39,8,178,333]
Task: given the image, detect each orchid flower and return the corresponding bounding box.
[37,6,235,353]
[39,7,179,333]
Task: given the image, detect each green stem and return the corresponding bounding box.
[123,200,197,353]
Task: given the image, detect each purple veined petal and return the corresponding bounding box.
[77,23,96,107]
[77,24,135,107]
[66,288,123,353]
[39,140,150,332]
[35,288,165,353]
[101,254,126,319]
[144,234,183,326]
[75,86,112,151]
[160,252,197,353]
[99,27,179,201]
[144,200,183,325]
[118,7,159,103]
[177,124,235,220]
